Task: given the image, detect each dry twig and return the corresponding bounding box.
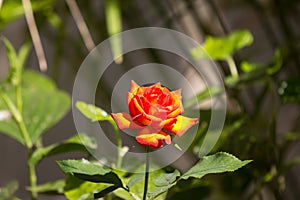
[65,0,95,51]
[22,0,48,71]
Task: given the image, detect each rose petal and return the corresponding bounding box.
[111,112,142,129]
[132,113,152,126]
[160,117,177,127]
[167,106,183,118]
[127,92,134,105]
[153,82,161,88]
[136,128,171,148]
[164,115,198,137]
[171,89,182,99]
[133,97,146,115]
[149,105,167,120]
[130,80,140,94]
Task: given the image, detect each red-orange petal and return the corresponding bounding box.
[127,92,134,105]
[136,128,171,148]
[164,115,198,137]
[130,80,140,94]
[132,113,152,126]
[171,89,182,99]
[111,112,142,129]
[167,106,183,118]
[159,117,177,127]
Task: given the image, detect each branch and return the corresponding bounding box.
[65,0,95,51]
[22,0,48,71]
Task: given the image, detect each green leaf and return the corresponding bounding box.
[76,101,111,122]
[152,170,180,187]
[57,159,124,187]
[191,30,253,60]
[64,175,106,200]
[2,38,18,74]
[44,9,62,29]
[2,38,31,86]
[146,170,180,199]
[113,188,138,200]
[278,78,300,104]
[0,70,71,144]
[126,173,144,188]
[181,152,251,180]
[58,159,111,176]
[123,170,169,200]
[267,49,283,75]
[147,184,176,199]
[29,133,96,165]
[0,0,58,29]
[240,61,261,73]
[0,181,19,200]
[28,179,65,194]
[59,160,127,199]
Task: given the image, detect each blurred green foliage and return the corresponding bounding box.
[1,0,300,200]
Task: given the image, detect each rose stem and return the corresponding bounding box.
[142,146,150,200]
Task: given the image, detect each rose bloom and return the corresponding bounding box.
[111,81,198,148]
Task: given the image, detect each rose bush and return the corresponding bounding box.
[111,81,198,148]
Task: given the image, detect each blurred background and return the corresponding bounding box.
[1,0,300,199]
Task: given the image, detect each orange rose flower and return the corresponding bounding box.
[111,81,198,148]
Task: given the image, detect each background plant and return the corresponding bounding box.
[1,0,300,199]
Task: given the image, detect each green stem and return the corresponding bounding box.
[226,57,239,78]
[0,93,32,148]
[110,119,122,168]
[28,159,37,200]
[115,127,122,168]
[16,85,22,112]
[0,92,37,199]
[143,147,150,200]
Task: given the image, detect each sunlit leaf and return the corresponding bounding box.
[76,101,111,122]
[29,133,96,165]
[2,38,18,76]
[0,181,19,200]
[152,170,180,187]
[44,8,62,29]
[0,0,58,29]
[58,159,111,176]
[147,184,175,199]
[146,170,181,199]
[240,61,261,73]
[57,159,124,187]
[64,175,106,200]
[58,159,128,198]
[267,49,283,75]
[181,152,251,180]
[0,70,71,144]
[123,170,169,200]
[191,30,253,60]
[2,38,31,86]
